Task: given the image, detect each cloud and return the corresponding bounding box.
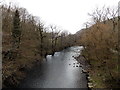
[4,0,119,34]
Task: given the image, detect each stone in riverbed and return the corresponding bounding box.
[76,65,78,67]
[82,69,87,73]
[88,83,93,88]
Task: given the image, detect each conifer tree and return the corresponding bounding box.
[12,9,21,50]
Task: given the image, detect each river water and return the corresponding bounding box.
[19,46,88,88]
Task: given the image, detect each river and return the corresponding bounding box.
[19,46,88,88]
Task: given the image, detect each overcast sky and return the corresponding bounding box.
[3,0,120,34]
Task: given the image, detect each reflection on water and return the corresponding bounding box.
[19,46,87,88]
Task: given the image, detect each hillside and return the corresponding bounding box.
[75,17,119,88]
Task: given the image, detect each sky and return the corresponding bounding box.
[2,0,120,34]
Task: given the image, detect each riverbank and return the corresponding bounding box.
[2,48,65,88]
[75,55,92,89]
[2,57,41,88]
[75,50,120,89]
[3,46,88,88]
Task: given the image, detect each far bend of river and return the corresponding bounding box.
[19,46,88,88]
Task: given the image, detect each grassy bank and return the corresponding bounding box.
[79,49,120,88]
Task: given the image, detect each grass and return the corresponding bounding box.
[81,50,120,88]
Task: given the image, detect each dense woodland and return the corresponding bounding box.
[2,4,77,87]
[1,4,120,88]
[76,6,120,88]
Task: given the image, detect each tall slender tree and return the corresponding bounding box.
[12,9,21,50]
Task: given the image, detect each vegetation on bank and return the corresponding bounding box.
[2,4,77,87]
[2,3,120,88]
[76,6,120,88]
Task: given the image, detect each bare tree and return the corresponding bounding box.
[37,22,46,57]
[49,25,61,56]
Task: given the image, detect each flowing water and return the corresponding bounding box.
[19,46,88,88]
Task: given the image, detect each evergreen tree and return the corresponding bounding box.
[12,9,21,50]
